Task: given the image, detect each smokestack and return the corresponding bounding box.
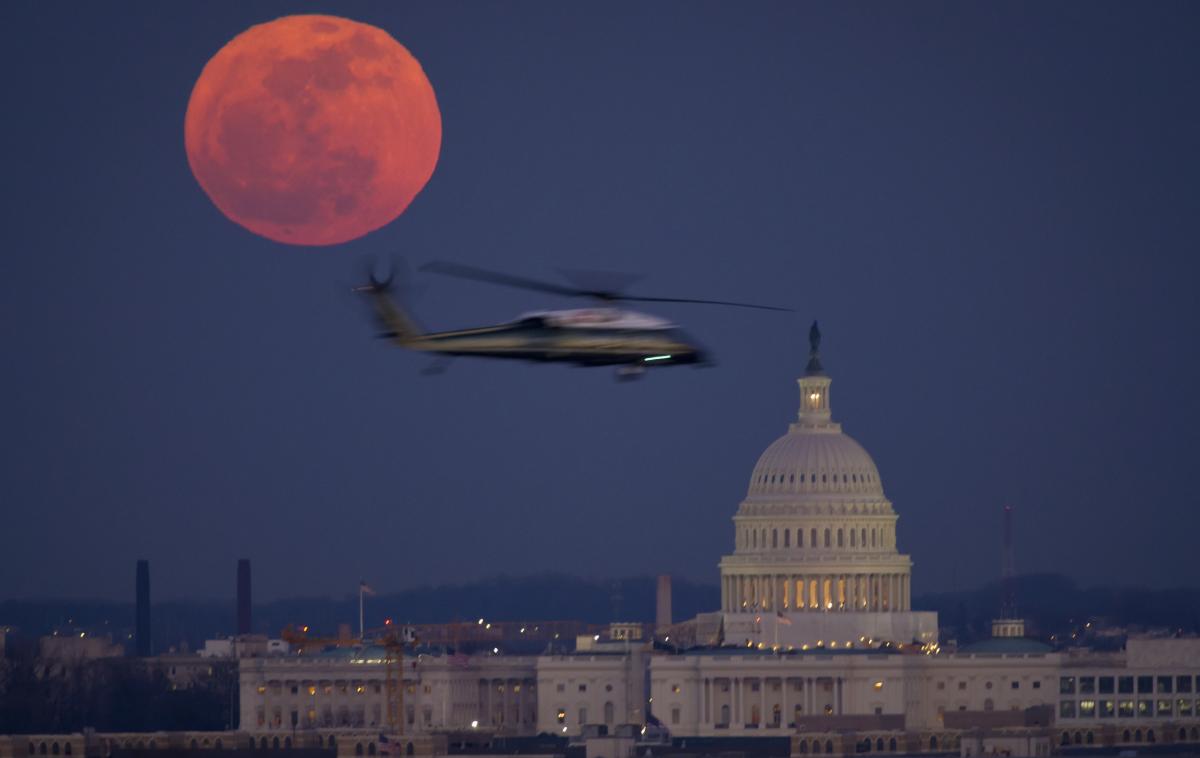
[1001,505,1016,619]
[655,574,672,631]
[135,559,151,656]
[236,559,252,635]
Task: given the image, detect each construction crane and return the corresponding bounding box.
[280,623,418,735]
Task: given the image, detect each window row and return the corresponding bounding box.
[1059,698,1199,719]
[1061,675,1198,695]
[755,471,876,488]
[742,526,890,551]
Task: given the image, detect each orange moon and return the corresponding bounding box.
[184,15,441,246]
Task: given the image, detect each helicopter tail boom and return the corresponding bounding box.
[355,276,424,346]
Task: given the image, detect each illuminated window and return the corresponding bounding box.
[672,684,681,693]
[1079,700,1096,717]
[1099,700,1114,718]
[1156,700,1173,716]
[308,686,317,696]
[257,685,266,695]
[1137,700,1151,717]
[872,681,883,691]
[1118,700,1134,717]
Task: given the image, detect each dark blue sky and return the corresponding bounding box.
[3,2,1198,602]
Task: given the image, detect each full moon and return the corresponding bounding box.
[184,15,441,246]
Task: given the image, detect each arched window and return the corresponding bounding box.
[190,741,198,750]
[1135,729,1143,742]
[799,740,808,754]
[406,742,414,756]
[863,738,872,752]
[368,743,376,756]
[39,744,47,756]
[837,529,844,547]
[1178,728,1186,741]
[784,530,790,548]
[284,738,292,750]
[214,740,223,750]
[813,740,821,754]
[1087,732,1094,745]
[1147,730,1155,743]
[930,736,938,750]
[824,528,831,547]
[51,743,59,756]
[1073,732,1081,745]
[355,743,364,756]
[64,746,71,756]
[876,738,884,751]
[889,738,897,751]
[826,741,834,753]
[1062,733,1072,746]
[1122,730,1131,742]
[772,529,778,548]
[261,738,269,749]
[272,738,280,750]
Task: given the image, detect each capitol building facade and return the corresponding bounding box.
[717,330,937,650]
[232,330,1200,757]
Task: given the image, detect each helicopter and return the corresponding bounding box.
[354,260,792,379]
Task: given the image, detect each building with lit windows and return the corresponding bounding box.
[227,329,1200,756]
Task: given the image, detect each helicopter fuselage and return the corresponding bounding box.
[393,308,708,367]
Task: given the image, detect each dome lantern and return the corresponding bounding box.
[796,321,835,431]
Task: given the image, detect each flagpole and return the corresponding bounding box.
[359,584,364,641]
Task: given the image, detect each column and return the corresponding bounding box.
[903,575,910,611]
[759,678,766,727]
[731,678,738,728]
[700,676,710,724]
[502,679,510,726]
[781,678,789,727]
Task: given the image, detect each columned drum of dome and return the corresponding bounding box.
[718,325,938,648]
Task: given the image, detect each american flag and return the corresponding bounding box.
[776,611,793,626]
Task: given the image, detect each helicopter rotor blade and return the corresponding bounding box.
[419,261,593,298]
[617,295,793,312]
[419,259,792,311]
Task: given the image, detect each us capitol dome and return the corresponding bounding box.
[717,323,938,648]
